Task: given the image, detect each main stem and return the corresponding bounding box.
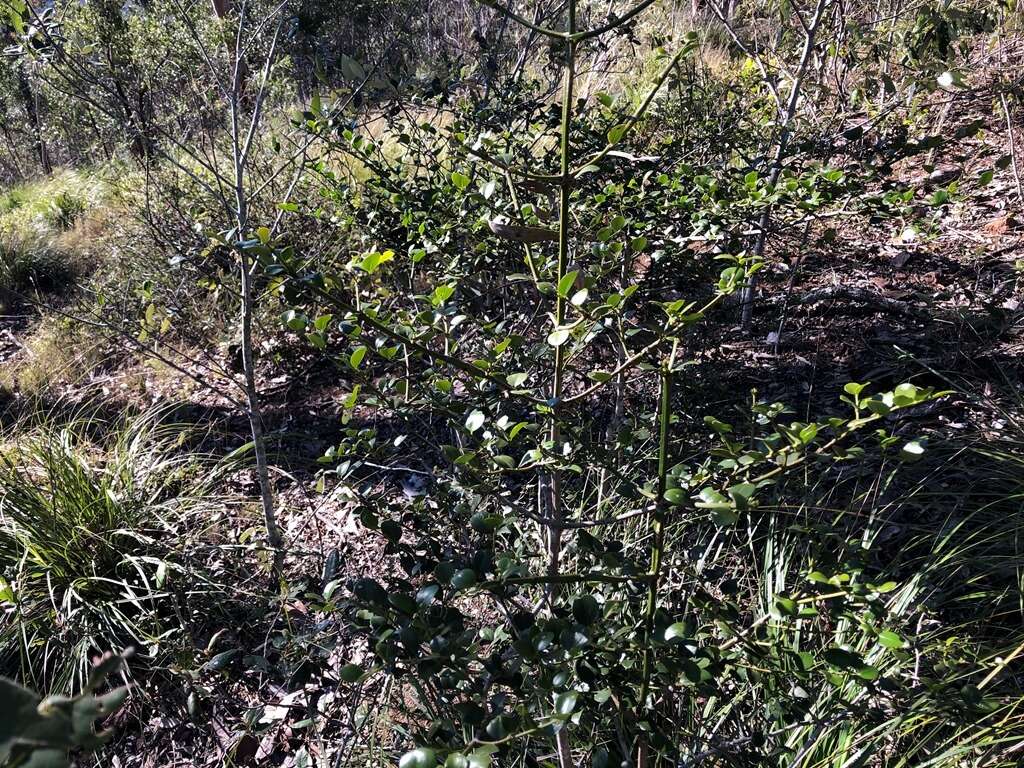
[636,342,677,768]
[549,5,576,768]
[238,246,284,576]
[230,46,284,579]
[547,2,576,578]
[739,0,830,331]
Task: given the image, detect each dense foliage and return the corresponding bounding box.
[1,1,1022,767]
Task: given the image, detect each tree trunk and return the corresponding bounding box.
[17,65,50,174]
[238,244,285,577]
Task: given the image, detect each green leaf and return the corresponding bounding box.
[704,415,732,434]
[340,54,367,82]
[471,511,501,532]
[726,483,756,509]
[358,249,394,274]
[400,748,439,768]
[432,283,456,306]
[664,488,687,506]
[823,647,864,670]
[451,171,471,191]
[773,596,797,617]
[547,328,570,347]
[416,584,440,606]
[451,569,477,590]
[937,70,965,89]
[798,423,818,444]
[572,595,600,625]
[557,271,579,298]
[339,663,363,683]
[607,124,627,144]
[893,382,921,405]
[465,410,486,433]
[695,488,730,509]
[281,309,307,332]
[877,629,905,649]
[206,649,239,671]
[664,622,689,642]
[900,440,925,462]
[857,665,880,681]
[485,716,507,740]
[554,691,578,716]
[711,507,739,526]
[506,372,529,387]
[349,346,367,370]
[597,215,626,242]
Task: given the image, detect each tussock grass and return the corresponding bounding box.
[0,169,108,240]
[755,430,1024,766]
[0,170,115,304]
[0,234,76,298]
[0,407,225,693]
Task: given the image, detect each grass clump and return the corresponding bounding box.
[0,170,107,239]
[0,408,220,693]
[0,233,76,300]
[0,169,114,306]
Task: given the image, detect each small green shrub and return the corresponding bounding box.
[0,170,108,241]
[0,188,28,216]
[0,315,112,397]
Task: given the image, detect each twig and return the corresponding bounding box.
[1000,92,1024,208]
[790,286,920,318]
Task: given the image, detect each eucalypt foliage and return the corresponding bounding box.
[0,650,131,768]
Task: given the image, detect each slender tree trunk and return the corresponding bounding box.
[739,0,830,331]
[237,241,284,575]
[1000,92,1023,208]
[635,348,676,768]
[17,65,50,175]
[229,32,284,578]
[549,4,576,767]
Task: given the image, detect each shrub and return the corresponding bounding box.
[0,315,114,398]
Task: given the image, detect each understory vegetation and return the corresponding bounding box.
[1,1,1023,767]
